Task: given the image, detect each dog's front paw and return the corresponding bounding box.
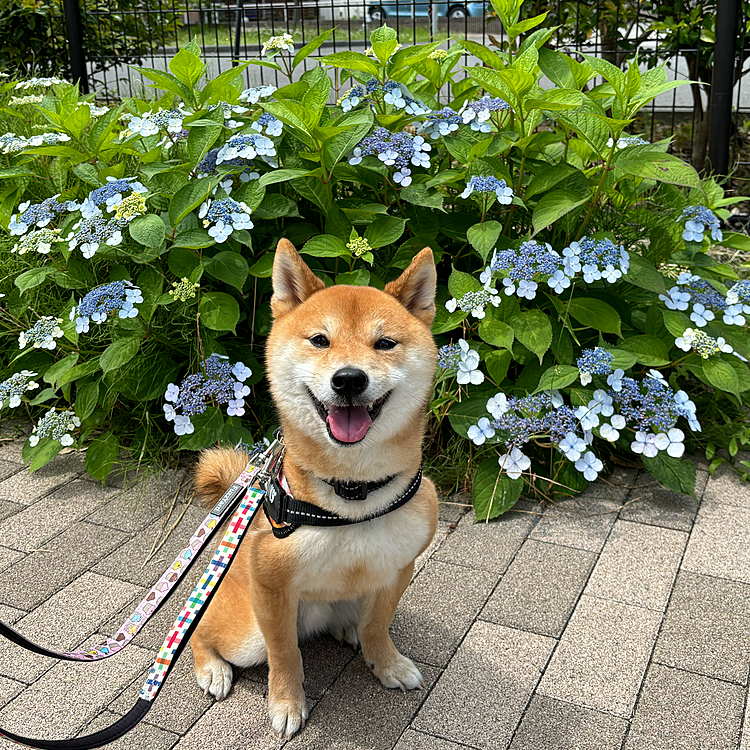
[268,692,309,738]
[194,655,234,700]
[369,652,424,692]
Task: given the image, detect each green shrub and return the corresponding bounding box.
[1,2,749,512]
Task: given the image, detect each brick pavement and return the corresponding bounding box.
[0,433,748,750]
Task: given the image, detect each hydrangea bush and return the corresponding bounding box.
[1,2,749,509]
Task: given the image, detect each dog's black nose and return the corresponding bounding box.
[331,368,369,398]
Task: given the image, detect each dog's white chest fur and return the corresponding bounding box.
[291,504,430,600]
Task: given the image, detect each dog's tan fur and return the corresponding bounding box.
[190,240,439,737]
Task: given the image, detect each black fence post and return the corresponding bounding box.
[233,0,245,65]
[708,0,739,177]
[62,0,89,93]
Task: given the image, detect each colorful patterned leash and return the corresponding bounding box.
[0,438,285,750]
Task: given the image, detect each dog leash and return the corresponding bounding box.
[0,438,285,749]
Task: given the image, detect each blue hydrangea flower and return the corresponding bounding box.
[338,85,365,112]
[80,178,147,219]
[562,237,629,282]
[28,407,80,447]
[607,135,649,149]
[680,205,722,243]
[198,197,254,242]
[498,447,531,480]
[559,431,586,461]
[163,354,253,435]
[576,347,614,386]
[18,316,64,350]
[0,370,39,409]
[444,287,500,319]
[575,451,603,481]
[488,241,564,300]
[66,216,127,258]
[459,96,510,132]
[216,133,277,165]
[349,128,431,186]
[468,417,495,445]
[70,281,143,333]
[437,343,462,370]
[418,108,462,139]
[659,286,691,311]
[461,176,513,204]
[238,84,277,104]
[251,113,283,137]
[9,195,75,236]
[727,280,750,314]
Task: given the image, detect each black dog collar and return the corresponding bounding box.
[262,467,423,539]
[322,473,399,501]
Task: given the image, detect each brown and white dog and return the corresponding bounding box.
[190,239,439,738]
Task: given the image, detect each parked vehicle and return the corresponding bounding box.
[368,1,486,20]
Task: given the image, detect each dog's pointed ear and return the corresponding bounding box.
[271,239,325,318]
[385,247,437,326]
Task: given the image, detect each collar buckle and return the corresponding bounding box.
[332,479,367,502]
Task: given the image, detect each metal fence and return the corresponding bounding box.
[59,0,747,174]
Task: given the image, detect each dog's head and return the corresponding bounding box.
[265,239,437,452]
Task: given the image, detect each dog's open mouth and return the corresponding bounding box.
[307,388,391,445]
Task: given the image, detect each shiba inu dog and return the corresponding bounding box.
[190,239,439,738]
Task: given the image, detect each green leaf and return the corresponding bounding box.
[370,24,399,65]
[447,397,494,439]
[254,194,301,219]
[132,66,193,102]
[510,310,553,363]
[448,267,482,299]
[485,349,512,383]
[28,440,63,472]
[364,216,407,249]
[74,381,99,421]
[568,298,622,335]
[203,251,249,291]
[85,432,119,482]
[336,269,370,286]
[172,229,215,249]
[43,352,79,387]
[179,406,225,450]
[168,246,202,278]
[169,47,206,88]
[301,235,349,258]
[662,309,691,338]
[432,305,467,334]
[73,163,101,186]
[467,221,502,262]
[399,184,444,211]
[128,214,166,249]
[248,252,275,278]
[168,177,217,229]
[322,112,373,172]
[319,51,381,78]
[535,364,580,392]
[472,458,522,520]
[532,190,588,235]
[100,337,140,374]
[642,453,696,499]
[614,145,701,189]
[625,253,666,294]
[258,169,309,187]
[292,27,336,69]
[478,319,514,349]
[15,267,55,294]
[619,335,671,366]
[702,358,741,399]
[199,292,240,332]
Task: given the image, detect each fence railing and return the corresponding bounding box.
[57,0,749,175]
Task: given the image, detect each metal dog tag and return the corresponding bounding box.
[210,482,247,517]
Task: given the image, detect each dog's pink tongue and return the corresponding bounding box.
[327,405,372,443]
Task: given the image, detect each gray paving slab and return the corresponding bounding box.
[0,572,141,684]
[0,639,152,740]
[584,520,687,611]
[0,545,23,573]
[529,496,621,553]
[433,503,539,573]
[110,654,215,734]
[174,678,284,750]
[537,595,662,718]
[413,621,554,750]
[390,558,498,668]
[91,502,209,587]
[0,451,86,505]
[624,664,745,750]
[438,492,473,524]
[0,675,24,705]
[481,540,596,637]
[571,472,633,501]
[701,463,750,509]
[0,498,22,524]
[412,525,449,578]
[86,469,187,533]
[0,479,118,552]
[741,698,750,750]
[243,634,355,701]
[653,571,750,684]
[509,694,629,750]
[285,657,439,750]
[0,462,22,483]
[0,604,26,624]
[619,484,699,532]
[77,711,180,750]
[393,729,473,750]
[681,497,750,583]
[0,522,128,609]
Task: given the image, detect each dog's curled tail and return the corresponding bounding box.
[193,448,249,509]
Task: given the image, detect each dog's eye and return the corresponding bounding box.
[374,338,398,351]
[309,334,330,348]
